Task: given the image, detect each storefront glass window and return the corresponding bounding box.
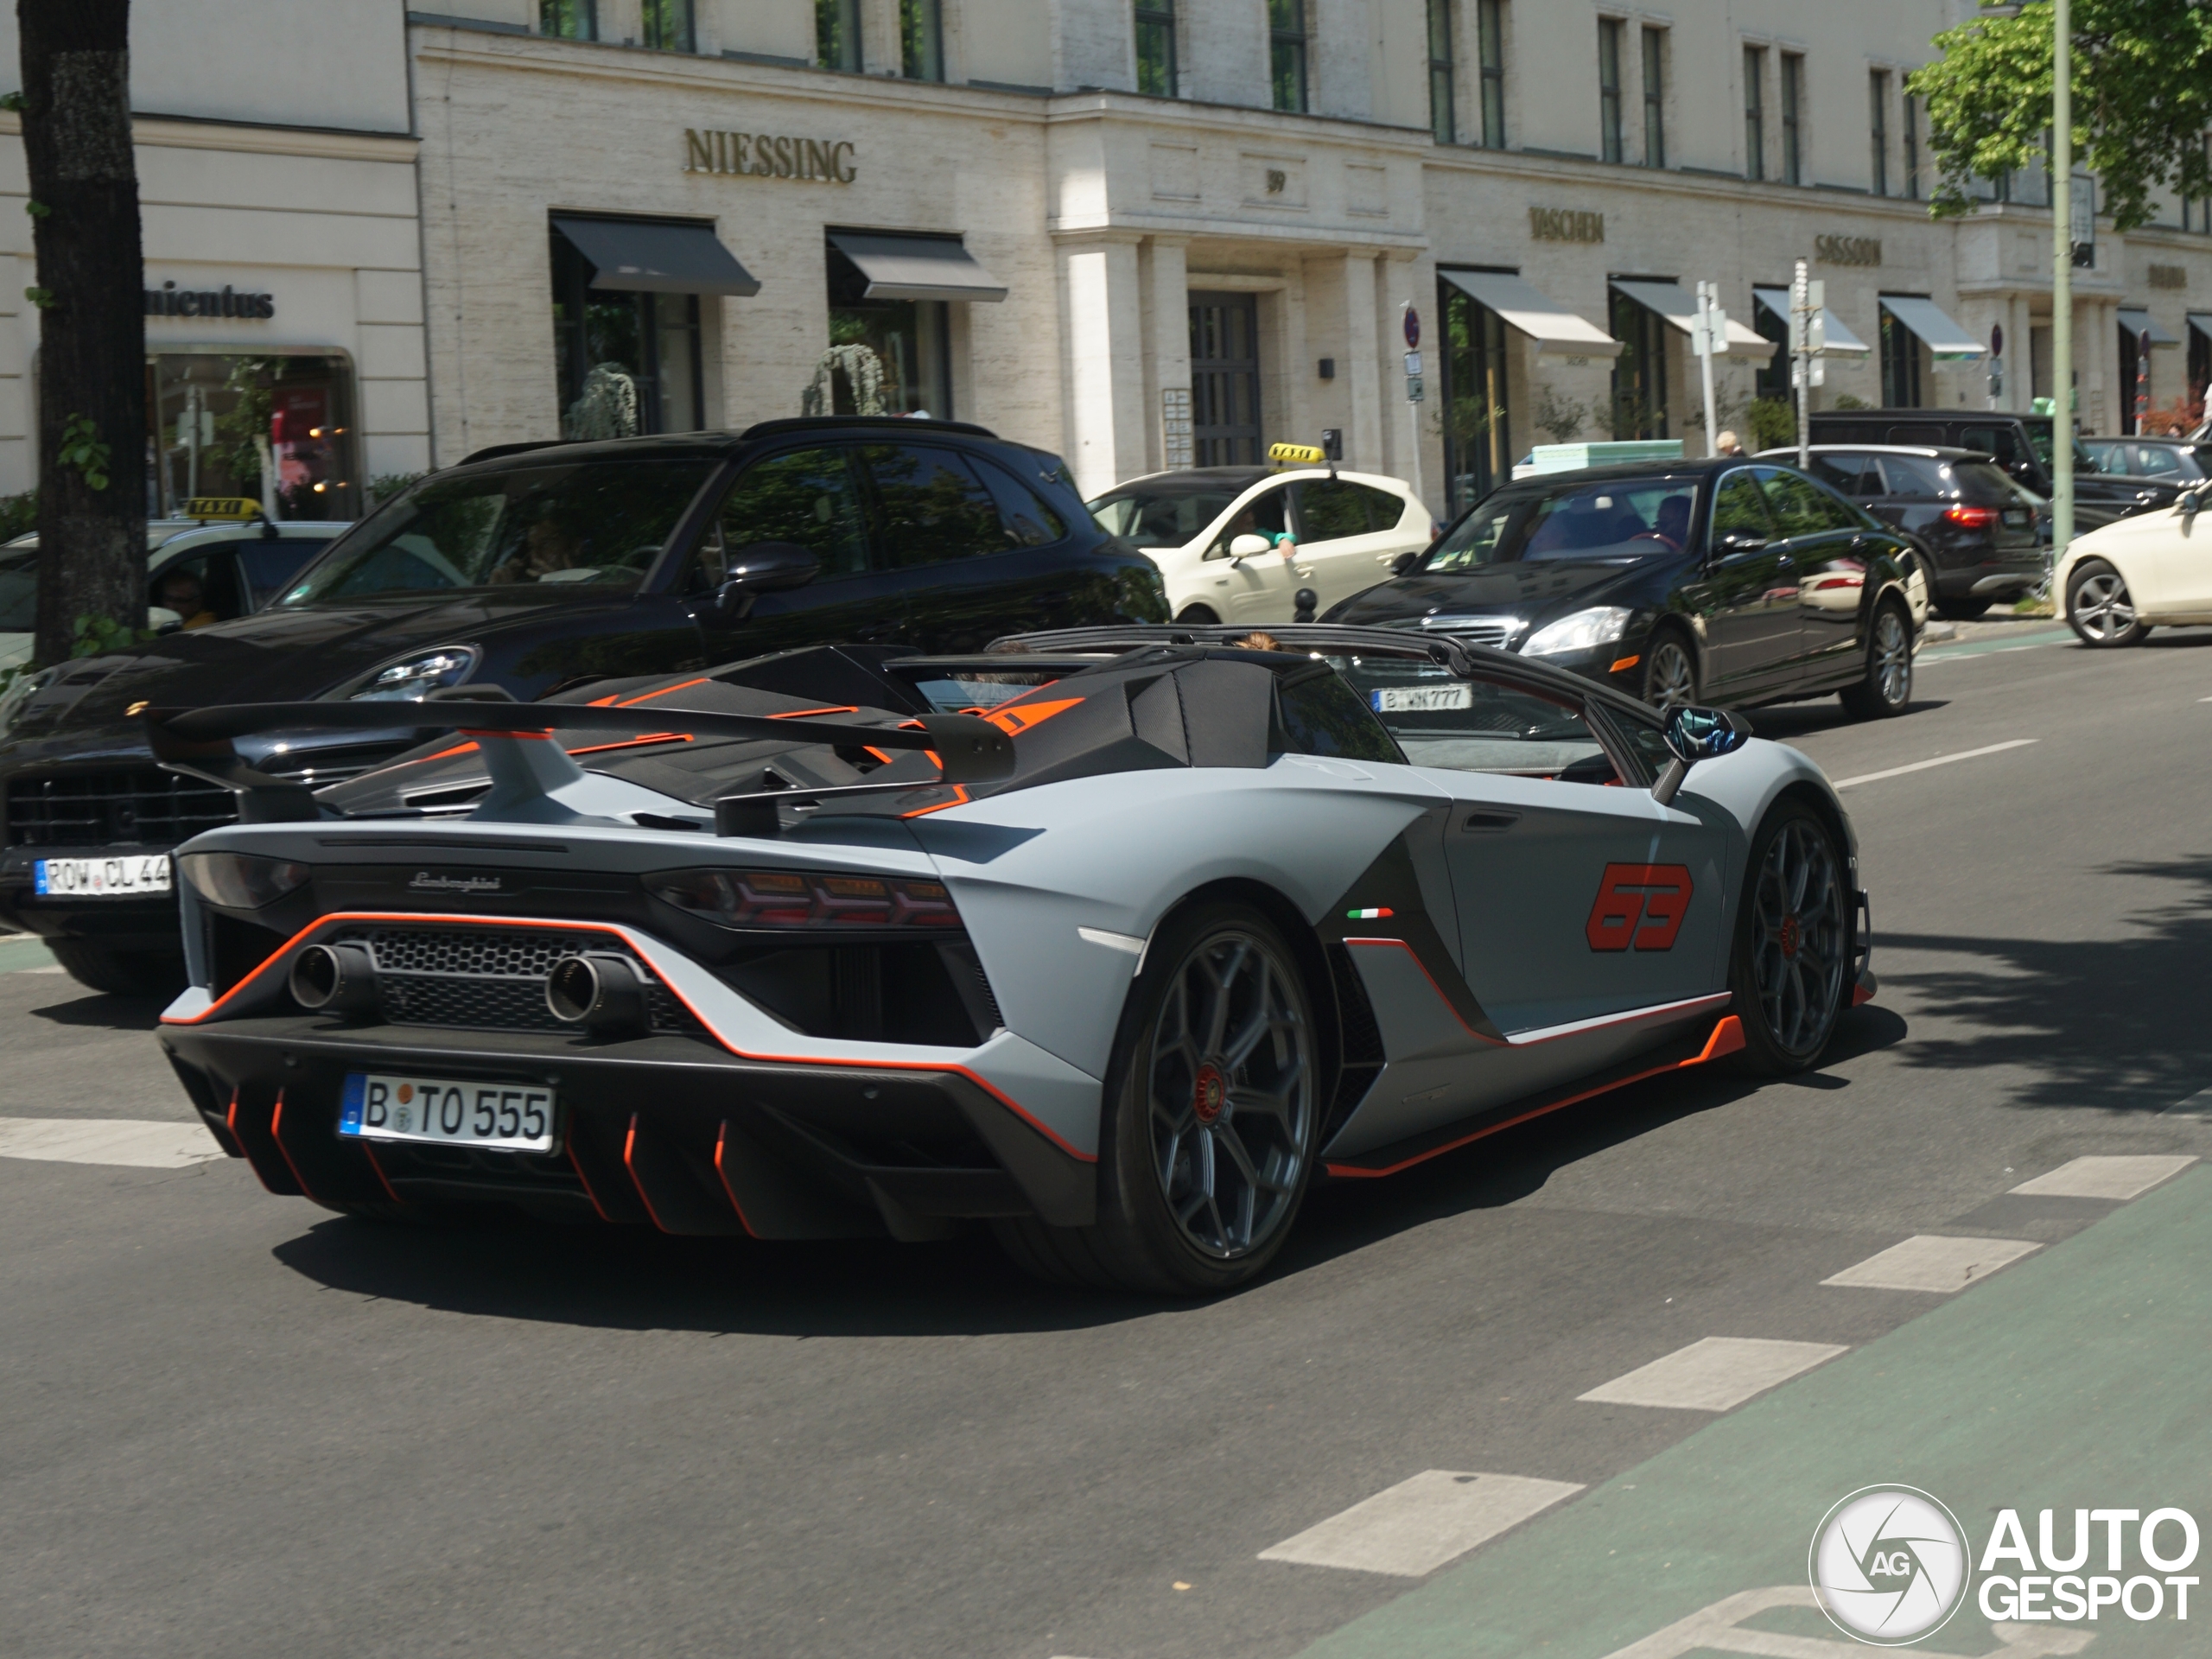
[147,353,357,520]
[550,226,705,439]
[1440,276,1511,513]
[820,243,951,417]
[1879,311,1923,408]
[1609,291,1669,440]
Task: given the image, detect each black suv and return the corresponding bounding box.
[1804,410,2177,528]
[0,418,1166,994]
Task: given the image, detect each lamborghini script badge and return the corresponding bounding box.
[410,873,505,894]
[1586,863,1693,951]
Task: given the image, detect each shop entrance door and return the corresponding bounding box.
[1190,291,1262,465]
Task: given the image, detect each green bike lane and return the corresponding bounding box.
[1299,1166,2211,1658]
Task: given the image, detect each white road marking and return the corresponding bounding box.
[0,1117,223,1169]
[2160,1087,2212,1118]
[1830,739,2038,790]
[1820,1234,2041,1293]
[2008,1154,2197,1200]
[1258,1471,1583,1578]
[1577,1337,1849,1412]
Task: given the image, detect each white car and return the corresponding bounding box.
[2053,486,2212,645]
[1087,465,1434,623]
[0,519,348,672]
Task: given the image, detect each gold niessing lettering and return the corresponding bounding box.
[681,129,856,183]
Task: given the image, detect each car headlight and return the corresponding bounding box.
[1521,607,1634,658]
[178,851,311,909]
[646,868,962,931]
[348,646,480,702]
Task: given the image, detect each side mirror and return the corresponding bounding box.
[146,606,184,635]
[1228,533,1273,561]
[1653,704,1751,806]
[2178,489,2202,518]
[1389,549,1421,575]
[711,540,820,619]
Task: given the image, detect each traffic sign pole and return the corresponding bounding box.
[1695,282,1720,459]
[1403,302,1427,516]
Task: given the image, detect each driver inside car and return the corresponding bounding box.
[154,566,219,630]
[492,508,589,584]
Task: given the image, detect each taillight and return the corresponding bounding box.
[1942,505,2000,529]
[645,868,961,930]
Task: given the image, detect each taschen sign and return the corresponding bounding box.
[144,279,274,320]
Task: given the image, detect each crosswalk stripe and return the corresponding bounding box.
[1819,1234,2040,1293]
[1577,1337,1848,1412]
[2008,1154,2196,1200]
[1259,1471,1583,1578]
[0,1117,223,1169]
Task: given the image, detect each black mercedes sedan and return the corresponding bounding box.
[1325,457,1921,722]
[0,417,1166,994]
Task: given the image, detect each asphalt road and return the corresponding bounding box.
[5,618,2211,1659]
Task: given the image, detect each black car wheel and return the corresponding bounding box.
[994,900,1319,1295]
[2066,559,2151,647]
[47,938,188,999]
[1728,801,1851,1074]
[1839,597,1912,720]
[1640,630,1700,713]
[1175,604,1221,625]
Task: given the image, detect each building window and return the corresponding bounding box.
[539,0,595,40]
[1610,289,1669,440]
[1743,47,1765,181]
[1753,290,1789,402]
[641,0,692,52]
[1868,70,1889,196]
[1477,0,1505,147]
[901,0,944,79]
[1440,276,1512,512]
[1598,20,1624,165]
[817,0,861,72]
[1642,27,1665,168]
[150,353,358,521]
[550,227,704,438]
[825,240,952,418]
[1780,54,1803,186]
[1903,94,1919,200]
[1135,0,1177,96]
[1427,0,1455,144]
[1879,309,1923,408]
[1269,0,1308,115]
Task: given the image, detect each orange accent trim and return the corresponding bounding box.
[1609,654,1642,674]
[360,1141,406,1206]
[983,696,1083,736]
[585,693,621,706]
[565,1138,614,1222]
[711,1122,760,1238]
[268,1090,321,1200]
[565,732,693,757]
[899,785,970,818]
[1852,982,1875,1007]
[459,727,554,740]
[226,1090,283,1196]
[1326,1015,1745,1179]
[391,741,480,769]
[767,704,861,719]
[617,677,709,706]
[623,1112,674,1232]
[165,911,1096,1163]
[863,746,895,766]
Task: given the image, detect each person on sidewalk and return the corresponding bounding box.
[1714,430,1745,457]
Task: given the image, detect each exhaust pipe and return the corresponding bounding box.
[545,952,648,1035]
[289,941,378,1015]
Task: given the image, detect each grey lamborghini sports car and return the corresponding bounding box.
[149,625,1874,1294]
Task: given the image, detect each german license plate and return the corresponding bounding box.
[34,854,171,897]
[1373,683,1474,713]
[337,1072,556,1154]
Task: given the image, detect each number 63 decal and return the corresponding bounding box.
[1586,863,1694,952]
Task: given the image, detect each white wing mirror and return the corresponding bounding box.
[1228,533,1273,560]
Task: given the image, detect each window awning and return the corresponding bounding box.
[1751,286,1872,356]
[1440,269,1621,359]
[2118,307,2181,346]
[826,231,1007,302]
[1878,295,1984,361]
[1609,279,1777,360]
[551,215,760,296]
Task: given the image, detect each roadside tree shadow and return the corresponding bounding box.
[1878,854,2212,1114]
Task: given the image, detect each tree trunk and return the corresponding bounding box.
[20,0,143,668]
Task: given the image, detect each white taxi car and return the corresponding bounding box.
[1088,462,1434,624]
[2054,485,2212,645]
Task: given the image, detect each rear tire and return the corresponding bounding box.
[993,900,1320,1295]
[47,938,187,998]
[1727,801,1851,1075]
[2066,558,2151,647]
[1839,597,1913,720]
[1933,597,1992,620]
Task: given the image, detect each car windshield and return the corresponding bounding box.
[1424,476,1699,573]
[1323,654,1616,776]
[0,548,33,631]
[277,459,715,606]
[1087,486,1244,548]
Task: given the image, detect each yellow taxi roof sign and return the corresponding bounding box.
[181,496,264,523]
[1268,442,1327,467]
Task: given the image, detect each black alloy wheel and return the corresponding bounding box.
[1839,598,1912,720]
[1640,630,1700,714]
[992,900,1319,1295]
[1727,801,1852,1073]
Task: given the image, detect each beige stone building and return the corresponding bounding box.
[410,0,2212,515]
[0,3,430,518]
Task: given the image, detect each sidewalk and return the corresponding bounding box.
[1299,1169,2212,1657]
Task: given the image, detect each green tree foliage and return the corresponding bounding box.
[1908,0,2212,232]
[1746,398,1798,452]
